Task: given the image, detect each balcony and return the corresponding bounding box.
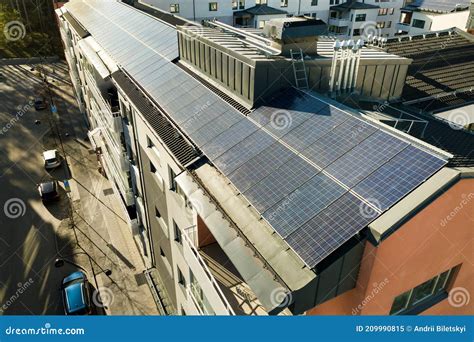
[329,18,350,27]
[182,229,266,315]
[396,22,411,33]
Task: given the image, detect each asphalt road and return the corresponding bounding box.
[0,63,89,315]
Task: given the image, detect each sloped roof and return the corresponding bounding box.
[234,4,288,16]
[331,1,379,11]
[404,0,470,13]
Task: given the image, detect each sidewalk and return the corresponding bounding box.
[39,62,158,315]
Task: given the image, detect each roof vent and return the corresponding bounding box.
[262,17,327,56]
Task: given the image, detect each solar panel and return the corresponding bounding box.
[285,192,378,268]
[243,156,317,212]
[263,174,346,238]
[213,130,275,174]
[281,108,348,150]
[353,145,447,210]
[228,142,297,192]
[324,130,409,187]
[190,115,244,147]
[302,117,378,168]
[200,119,258,160]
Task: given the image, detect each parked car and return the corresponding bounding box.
[43,149,61,169]
[37,180,60,202]
[61,271,92,315]
[34,96,47,110]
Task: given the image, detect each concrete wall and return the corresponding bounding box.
[307,178,474,315]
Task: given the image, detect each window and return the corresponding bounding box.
[146,136,154,148]
[377,21,385,28]
[378,8,388,15]
[390,266,457,315]
[256,0,267,4]
[170,4,179,13]
[155,207,161,219]
[232,0,238,10]
[386,21,392,28]
[355,14,366,22]
[352,28,361,36]
[239,0,245,9]
[311,0,318,5]
[258,20,266,28]
[173,221,182,244]
[209,2,218,11]
[389,8,394,15]
[150,161,157,173]
[169,167,177,191]
[281,0,288,7]
[177,267,186,287]
[412,19,425,29]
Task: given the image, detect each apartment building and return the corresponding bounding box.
[397,0,471,35]
[56,0,473,316]
[138,0,403,36]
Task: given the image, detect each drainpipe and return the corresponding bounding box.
[352,39,364,91]
[343,40,355,91]
[329,40,341,95]
[193,0,196,21]
[336,40,349,94]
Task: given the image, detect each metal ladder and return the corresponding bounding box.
[290,48,309,89]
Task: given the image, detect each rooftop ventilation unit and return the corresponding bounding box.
[262,17,328,56]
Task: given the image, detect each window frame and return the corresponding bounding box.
[390,267,457,315]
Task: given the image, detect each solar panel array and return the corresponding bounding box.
[66,1,449,269]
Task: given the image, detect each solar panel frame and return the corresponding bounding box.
[213,130,276,174]
[302,117,378,168]
[324,130,410,187]
[353,145,448,210]
[285,192,378,268]
[263,173,346,238]
[228,141,297,192]
[243,156,318,213]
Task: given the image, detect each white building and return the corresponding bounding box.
[139,0,404,36]
[397,0,471,35]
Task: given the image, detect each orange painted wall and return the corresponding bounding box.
[308,178,474,315]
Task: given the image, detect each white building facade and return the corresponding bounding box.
[140,0,404,37]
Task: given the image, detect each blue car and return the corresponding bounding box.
[61,271,92,315]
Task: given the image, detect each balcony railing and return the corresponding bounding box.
[182,230,235,315]
[329,18,350,27]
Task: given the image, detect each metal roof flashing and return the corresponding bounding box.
[191,164,316,290]
[368,167,461,243]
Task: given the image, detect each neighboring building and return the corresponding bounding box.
[137,0,404,36]
[467,0,474,34]
[328,0,403,38]
[57,0,473,317]
[397,0,471,35]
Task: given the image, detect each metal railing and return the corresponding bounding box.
[182,230,235,315]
